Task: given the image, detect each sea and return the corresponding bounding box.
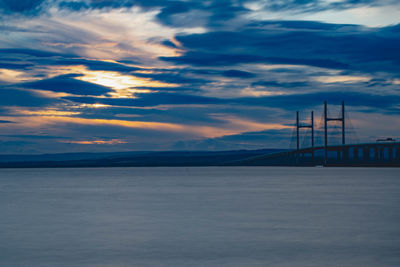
[0,167,399,266]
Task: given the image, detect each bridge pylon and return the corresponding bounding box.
[296,110,314,162]
[324,101,345,164]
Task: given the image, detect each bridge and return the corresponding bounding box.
[240,101,400,167]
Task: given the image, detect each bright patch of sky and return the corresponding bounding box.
[245,2,400,27]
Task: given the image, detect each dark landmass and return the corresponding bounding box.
[0,149,285,168]
[1,148,398,168]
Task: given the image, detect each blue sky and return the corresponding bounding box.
[0,0,399,154]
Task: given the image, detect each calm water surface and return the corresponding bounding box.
[0,167,399,266]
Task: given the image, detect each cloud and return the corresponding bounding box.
[236,91,400,110]
[15,74,112,96]
[47,58,141,73]
[63,139,127,145]
[0,0,46,15]
[1,1,400,153]
[0,62,34,70]
[3,0,399,30]
[132,72,208,85]
[161,22,400,74]
[58,1,88,11]
[161,52,264,66]
[64,92,223,107]
[0,48,73,58]
[246,20,358,31]
[173,128,293,150]
[262,0,399,13]
[165,67,257,79]
[133,86,200,92]
[56,0,247,28]
[252,80,309,88]
[64,90,400,111]
[0,88,60,107]
[0,49,141,73]
[222,70,256,78]
[0,134,66,139]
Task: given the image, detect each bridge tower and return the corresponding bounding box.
[324,101,345,164]
[296,110,314,162]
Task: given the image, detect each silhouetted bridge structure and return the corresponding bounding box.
[243,142,400,166]
[241,101,400,167]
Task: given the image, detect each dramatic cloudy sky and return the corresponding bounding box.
[0,0,400,154]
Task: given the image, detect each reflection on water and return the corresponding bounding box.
[0,167,399,266]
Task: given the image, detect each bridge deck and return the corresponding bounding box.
[239,142,400,167]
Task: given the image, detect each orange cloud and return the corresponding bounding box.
[0,114,291,139]
[13,109,81,116]
[61,139,127,145]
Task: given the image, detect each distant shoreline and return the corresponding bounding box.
[0,148,399,168]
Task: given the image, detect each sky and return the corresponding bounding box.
[0,0,400,154]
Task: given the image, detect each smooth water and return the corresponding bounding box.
[0,167,399,266]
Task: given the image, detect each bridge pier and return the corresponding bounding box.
[283,142,399,166]
[380,147,385,161]
[363,147,369,162]
[343,147,349,161]
[389,146,393,161]
[397,145,400,161]
[354,148,359,161]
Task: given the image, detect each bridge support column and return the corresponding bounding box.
[337,149,341,161]
[343,147,349,162]
[396,146,400,161]
[363,147,369,162]
[380,147,385,161]
[374,146,379,161]
[354,148,359,161]
[389,146,393,161]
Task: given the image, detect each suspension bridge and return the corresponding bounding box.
[241,101,400,167]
